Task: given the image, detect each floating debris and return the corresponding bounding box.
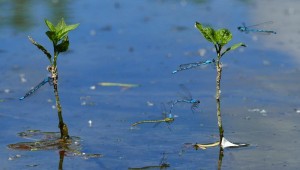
[193,137,249,150]
[80,96,96,106]
[4,89,11,93]
[198,48,206,57]
[221,137,249,149]
[8,154,21,161]
[98,82,140,88]
[90,85,96,90]
[26,164,39,167]
[7,130,103,159]
[88,120,92,127]
[19,74,27,83]
[294,109,300,113]
[248,108,267,114]
[146,101,154,107]
[248,108,267,117]
[194,141,219,150]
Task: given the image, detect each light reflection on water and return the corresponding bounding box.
[1,0,300,169]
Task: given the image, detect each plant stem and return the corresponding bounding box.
[217,147,224,170]
[216,45,224,144]
[52,53,69,140]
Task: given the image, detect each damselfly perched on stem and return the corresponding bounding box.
[19,77,53,100]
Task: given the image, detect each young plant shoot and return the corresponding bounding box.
[24,18,79,140]
[195,22,246,144]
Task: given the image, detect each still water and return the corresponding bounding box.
[1,0,300,169]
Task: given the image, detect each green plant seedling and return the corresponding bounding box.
[195,22,246,144]
[24,18,79,140]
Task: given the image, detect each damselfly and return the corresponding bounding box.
[131,104,174,127]
[169,84,200,114]
[172,59,215,74]
[19,77,53,100]
[128,152,170,169]
[237,21,276,34]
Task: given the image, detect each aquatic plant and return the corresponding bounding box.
[194,22,246,144]
[22,18,79,140]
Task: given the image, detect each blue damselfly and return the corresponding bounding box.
[169,84,200,114]
[237,21,276,34]
[19,77,53,100]
[172,59,215,74]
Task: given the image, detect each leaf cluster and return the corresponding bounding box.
[29,18,79,64]
[195,22,246,58]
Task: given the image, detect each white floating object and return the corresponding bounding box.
[88,120,92,127]
[198,48,206,57]
[146,101,154,107]
[19,74,27,83]
[90,85,96,90]
[221,137,239,148]
[221,137,249,149]
[4,89,10,93]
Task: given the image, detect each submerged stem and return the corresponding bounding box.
[217,147,224,170]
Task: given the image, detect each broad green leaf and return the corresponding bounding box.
[56,36,69,53]
[215,29,232,46]
[55,18,67,31]
[195,22,216,44]
[45,19,56,32]
[228,43,246,51]
[46,31,58,44]
[221,42,246,57]
[56,24,79,40]
[28,36,52,61]
[45,18,79,44]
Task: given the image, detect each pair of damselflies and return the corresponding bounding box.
[132,85,200,127]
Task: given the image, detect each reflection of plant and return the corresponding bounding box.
[27,18,79,140]
[195,22,246,144]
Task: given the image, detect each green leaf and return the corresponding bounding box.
[45,18,79,44]
[55,18,67,31]
[215,29,232,46]
[28,36,52,62]
[45,19,56,32]
[221,42,246,57]
[56,36,69,53]
[46,31,58,44]
[56,23,79,40]
[195,22,216,44]
[228,43,246,51]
